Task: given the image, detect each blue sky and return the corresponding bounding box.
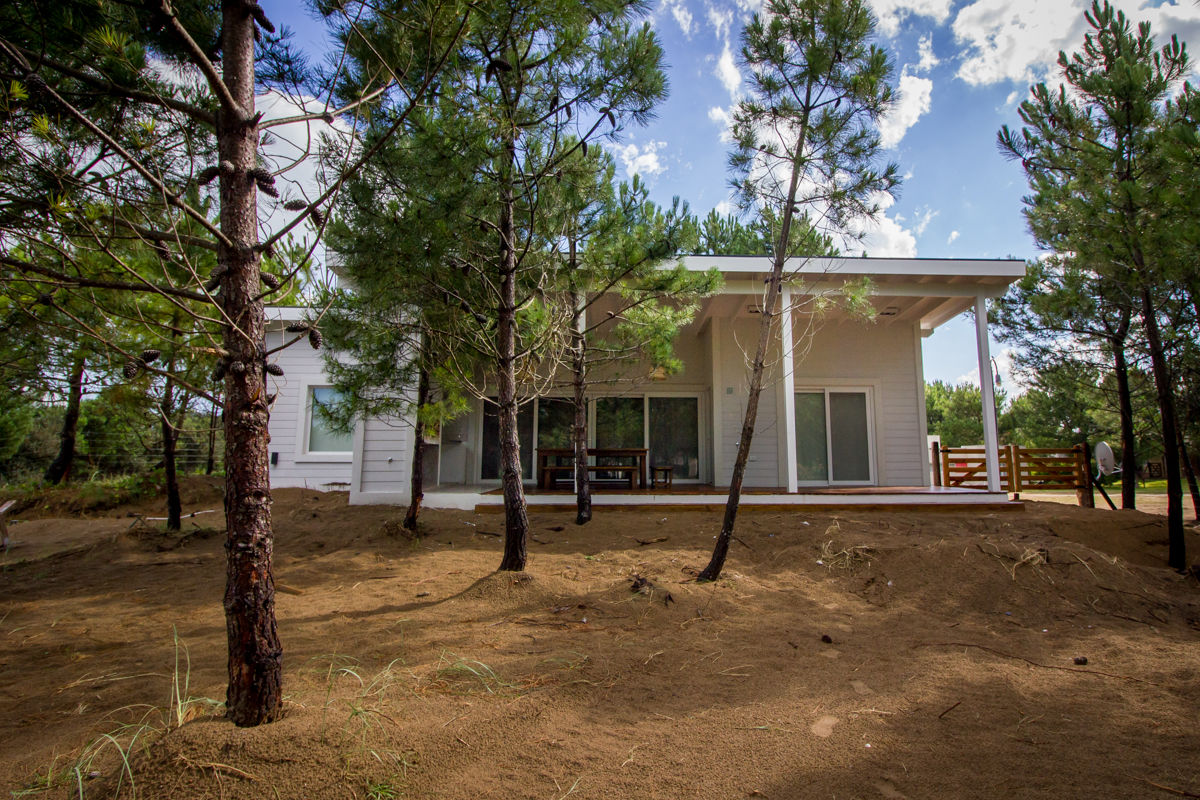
[263,0,1200,389]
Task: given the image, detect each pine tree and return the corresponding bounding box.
[998,0,1194,568]
[699,0,897,582]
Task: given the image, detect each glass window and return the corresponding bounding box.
[537,398,575,450]
[594,397,644,448]
[481,399,533,480]
[649,397,699,479]
[308,387,353,452]
[794,390,871,484]
[794,392,829,482]
[830,392,871,482]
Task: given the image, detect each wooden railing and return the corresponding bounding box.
[933,443,1089,495]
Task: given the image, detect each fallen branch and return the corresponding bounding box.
[635,536,668,546]
[913,642,1157,685]
[1142,778,1200,798]
[937,700,961,719]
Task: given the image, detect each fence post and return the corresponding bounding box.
[1075,444,1095,508]
[931,441,942,487]
[1008,444,1019,496]
[941,446,952,487]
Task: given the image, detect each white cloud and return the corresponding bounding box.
[707,4,734,39]
[915,34,940,73]
[659,0,696,37]
[947,230,960,244]
[952,0,1200,87]
[673,4,696,36]
[616,140,668,179]
[911,206,938,236]
[869,0,953,38]
[716,42,742,98]
[955,347,1023,395]
[714,199,736,216]
[257,91,352,243]
[708,105,736,142]
[878,73,933,149]
[843,191,918,257]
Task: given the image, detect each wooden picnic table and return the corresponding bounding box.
[537,447,648,490]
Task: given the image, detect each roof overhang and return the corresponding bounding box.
[682,255,1025,336]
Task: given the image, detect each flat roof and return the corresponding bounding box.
[679,255,1026,280]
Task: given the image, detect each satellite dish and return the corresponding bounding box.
[1095,441,1117,476]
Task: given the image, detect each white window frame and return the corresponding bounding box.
[295,382,354,463]
[794,386,876,487]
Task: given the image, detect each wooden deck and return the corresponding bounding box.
[466,484,1020,513]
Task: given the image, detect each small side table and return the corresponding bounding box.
[651,465,674,489]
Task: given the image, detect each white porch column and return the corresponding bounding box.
[781,287,798,493]
[974,294,1001,492]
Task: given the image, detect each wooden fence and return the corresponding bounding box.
[933,443,1090,499]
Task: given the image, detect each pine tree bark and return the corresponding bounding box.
[571,284,591,525]
[496,150,529,572]
[1111,327,1138,509]
[218,0,282,727]
[161,368,182,531]
[44,351,85,485]
[403,355,431,531]
[1137,283,1185,569]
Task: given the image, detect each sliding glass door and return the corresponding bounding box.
[795,389,874,485]
[481,395,703,483]
[649,397,700,479]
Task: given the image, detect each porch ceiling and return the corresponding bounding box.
[684,258,1025,336]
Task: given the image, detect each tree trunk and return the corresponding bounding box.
[1138,285,1185,569]
[1179,432,1200,523]
[1111,334,1137,509]
[700,157,805,581]
[496,165,529,572]
[161,368,182,532]
[571,286,591,525]
[218,0,282,727]
[402,356,431,531]
[206,398,219,475]
[44,351,85,485]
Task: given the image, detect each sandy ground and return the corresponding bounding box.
[1,480,1199,799]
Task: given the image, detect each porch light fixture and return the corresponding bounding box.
[649,365,668,381]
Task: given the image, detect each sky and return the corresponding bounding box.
[261,0,1200,391]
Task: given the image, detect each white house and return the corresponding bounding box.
[265,255,1024,510]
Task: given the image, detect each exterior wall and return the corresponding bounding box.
[788,317,927,487]
[266,301,929,496]
[713,316,782,488]
[264,331,353,489]
[350,413,415,504]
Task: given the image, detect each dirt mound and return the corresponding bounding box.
[2,497,1199,799]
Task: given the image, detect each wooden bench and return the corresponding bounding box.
[541,464,637,489]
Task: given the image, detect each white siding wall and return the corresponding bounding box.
[711,316,926,488]
[264,331,353,489]
[353,414,415,500]
[790,319,927,486]
[714,318,782,488]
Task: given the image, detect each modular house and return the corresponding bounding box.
[264,255,1024,509]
